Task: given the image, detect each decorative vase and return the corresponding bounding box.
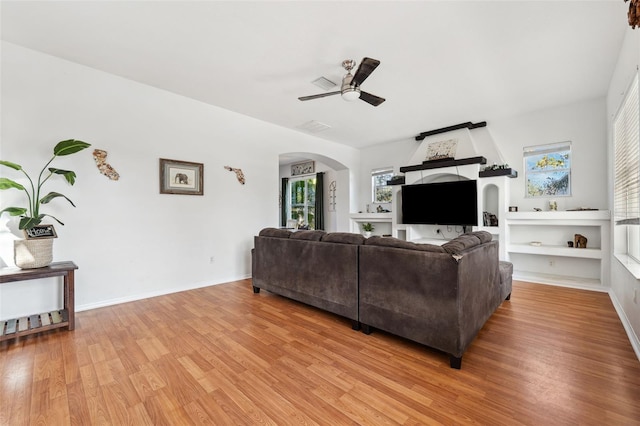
[14,239,54,269]
[364,231,372,238]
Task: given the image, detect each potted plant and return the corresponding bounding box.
[0,139,91,268]
[362,222,374,238]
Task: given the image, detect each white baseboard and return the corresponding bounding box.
[608,289,640,362]
[76,274,252,312]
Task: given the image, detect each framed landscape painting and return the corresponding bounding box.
[524,141,571,198]
[159,158,204,195]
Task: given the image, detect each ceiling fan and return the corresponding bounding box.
[298,58,386,107]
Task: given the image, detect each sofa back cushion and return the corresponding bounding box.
[290,230,326,241]
[364,236,446,253]
[321,232,366,245]
[259,228,292,238]
[469,231,493,244]
[442,231,493,254]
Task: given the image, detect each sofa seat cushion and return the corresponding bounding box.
[364,236,445,253]
[290,230,326,241]
[259,228,292,238]
[499,261,513,300]
[321,232,366,245]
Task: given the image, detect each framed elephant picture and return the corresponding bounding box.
[159,158,204,195]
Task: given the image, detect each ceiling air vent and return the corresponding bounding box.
[297,120,331,133]
[311,77,337,90]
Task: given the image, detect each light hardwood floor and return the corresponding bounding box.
[1,280,639,425]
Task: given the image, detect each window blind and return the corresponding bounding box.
[614,74,640,223]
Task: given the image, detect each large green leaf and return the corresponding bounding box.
[0,160,22,171]
[53,139,91,156]
[0,206,27,217]
[19,215,44,230]
[42,214,64,226]
[0,177,25,191]
[40,191,76,207]
[48,168,77,185]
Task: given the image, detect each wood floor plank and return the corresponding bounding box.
[1,279,639,425]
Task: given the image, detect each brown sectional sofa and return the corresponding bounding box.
[251,228,364,329]
[359,233,504,369]
[251,228,511,368]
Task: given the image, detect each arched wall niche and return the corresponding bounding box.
[409,172,474,185]
[483,183,499,217]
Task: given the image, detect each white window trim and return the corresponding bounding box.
[371,167,393,204]
[613,72,640,277]
[288,176,316,228]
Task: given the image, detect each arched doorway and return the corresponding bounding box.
[279,152,351,232]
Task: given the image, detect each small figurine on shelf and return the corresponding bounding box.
[574,234,588,248]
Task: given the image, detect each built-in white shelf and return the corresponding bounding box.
[505,210,610,287]
[507,244,602,259]
[349,213,393,221]
[412,238,448,246]
[476,225,500,235]
[505,210,610,222]
[349,213,393,236]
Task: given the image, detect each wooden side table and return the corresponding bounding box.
[0,261,78,341]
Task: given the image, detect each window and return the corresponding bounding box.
[524,141,572,198]
[289,177,316,229]
[372,168,393,203]
[614,73,640,262]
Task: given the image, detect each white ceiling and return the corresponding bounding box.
[0,1,629,149]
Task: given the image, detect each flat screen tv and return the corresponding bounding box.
[401,180,478,226]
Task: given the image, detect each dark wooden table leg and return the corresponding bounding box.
[67,270,75,330]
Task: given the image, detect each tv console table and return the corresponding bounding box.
[0,261,78,342]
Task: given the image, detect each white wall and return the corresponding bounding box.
[490,98,608,212]
[360,98,608,221]
[358,137,417,214]
[0,42,360,318]
[606,28,640,358]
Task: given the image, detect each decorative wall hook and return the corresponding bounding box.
[224,166,245,185]
[93,149,120,181]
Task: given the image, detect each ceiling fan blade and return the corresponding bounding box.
[298,91,341,101]
[360,91,386,106]
[352,57,380,87]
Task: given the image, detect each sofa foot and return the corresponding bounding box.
[450,356,462,369]
[362,324,372,335]
[351,321,361,331]
[252,286,260,294]
[505,292,511,301]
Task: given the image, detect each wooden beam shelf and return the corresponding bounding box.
[399,156,487,173]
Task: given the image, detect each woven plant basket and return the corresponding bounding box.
[14,239,54,269]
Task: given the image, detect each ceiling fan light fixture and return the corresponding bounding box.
[341,88,361,101]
